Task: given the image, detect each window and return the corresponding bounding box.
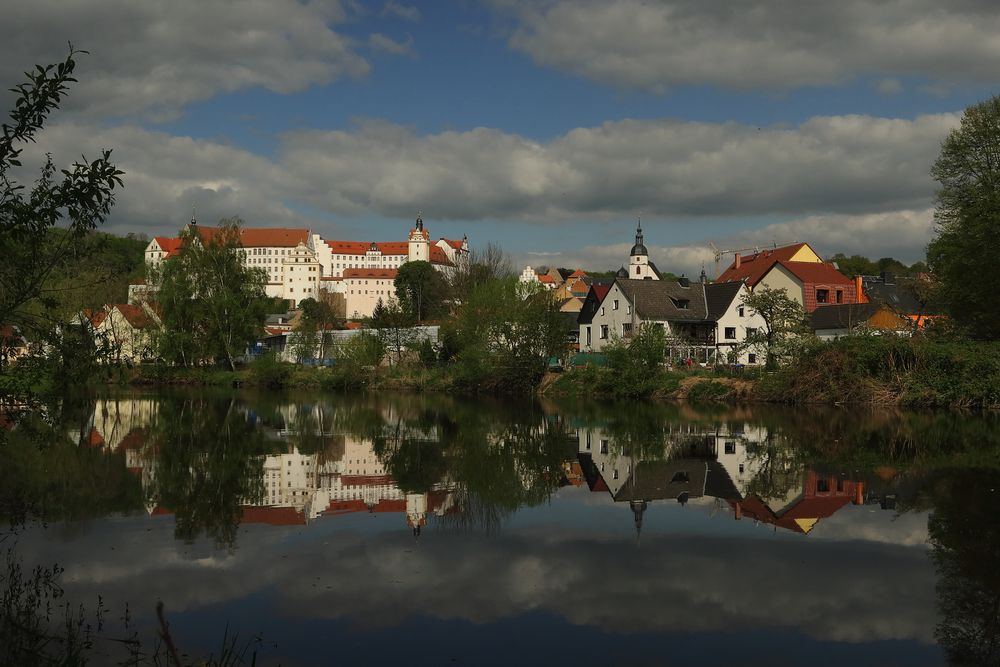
[725,441,736,454]
[622,323,633,336]
[626,304,631,315]
[600,439,608,454]
[724,327,736,340]
[817,478,830,493]
[836,289,844,304]
[677,299,689,309]
[613,469,619,480]
[635,266,640,275]
[816,288,829,303]
[586,432,591,450]
[586,326,592,346]
[601,306,605,316]
[613,299,619,310]
[671,471,690,483]
[600,325,609,339]
[748,353,757,364]
[738,306,745,317]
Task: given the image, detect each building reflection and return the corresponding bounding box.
[576,422,877,536]
[71,397,459,534]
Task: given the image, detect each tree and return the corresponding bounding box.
[156,218,268,370]
[0,49,124,374]
[740,286,809,369]
[928,95,1000,339]
[290,297,340,361]
[394,260,449,321]
[446,277,568,392]
[370,298,416,366]
[448,241,512,303]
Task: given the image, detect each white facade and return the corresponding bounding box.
[343,270,399,319]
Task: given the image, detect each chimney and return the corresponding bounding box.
[734,254,741,269]
[734,502,742,520]
[855,275,866,303]
[854,481,865,506]
[678,276,690,288]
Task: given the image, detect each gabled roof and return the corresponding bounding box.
[429,245,454,266]
[114,303,156,329]
[153,236,183,258]
[774,260,853,285]
[863,279,941,316]
[704,281,744,320]
[342,268,398,279]
[441,238,464,250]
[810,303,888,330]
[616,279,709,322]
[577,283,612,325]
[717,243,816,286]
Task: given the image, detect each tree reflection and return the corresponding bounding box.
[928,468,1000,666]
[148,396,268,548]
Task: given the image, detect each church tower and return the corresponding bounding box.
[629,221,658,280]
[408,212,429,262]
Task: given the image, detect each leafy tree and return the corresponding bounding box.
[446,277,568,392]
[290,298,339,362]
[603,323,670,397]
[740,286,809,369]
[928,95,1000,339]
[156,218,269,369]
[0,49,124,376]
[394,260,449,321]
[371,298,416,366]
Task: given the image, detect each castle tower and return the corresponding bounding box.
[629,220,658,280]
[408,212,429,262]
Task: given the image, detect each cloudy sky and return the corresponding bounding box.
[7,0,997,274]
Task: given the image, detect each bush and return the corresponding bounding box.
[249,352,292,388]
[686,380,734,403]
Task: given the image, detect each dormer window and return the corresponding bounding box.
[677,299,689,309]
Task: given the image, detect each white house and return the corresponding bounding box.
[579,277,764,364]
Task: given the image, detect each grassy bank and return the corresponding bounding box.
[756,336,1000,408]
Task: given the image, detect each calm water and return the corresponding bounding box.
[4,390,1000,666]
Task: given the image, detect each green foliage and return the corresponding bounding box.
[371,299,417,366]
[445,277,568,393]
[337,331,385,369]
[928,95,1000,340]
[249,351,293,388]
[394,260,449,321]
[291,297,340,361]
[156,219,269,370]
[827,253,926,279]
[740,286,809,369]
[758,336,1000,407]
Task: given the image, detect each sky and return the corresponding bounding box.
[6,0,999,276]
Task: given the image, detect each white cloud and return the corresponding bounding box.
[0,0,369,119]
[24,111,952,255]
[368,32,416,58]
[498,0,1000,91]
[381,1,420,22]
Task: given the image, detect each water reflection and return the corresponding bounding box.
[4,392,999,664]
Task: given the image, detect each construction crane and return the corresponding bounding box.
[708,240,800,279]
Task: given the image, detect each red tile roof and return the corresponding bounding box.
[773,261,854,285]
[342,268,398,279]
[569,269,587,278]
[326,241,409,256]
[441,238,464,250]
[345,322,364,329]
[87,428,105,448]
[114,303,155,329]
[538,275,555,284]
[592,284,612,302]
[372,499,406,513]
[429,245,454,266]
[153,236,183,258]
[717,243,812,286]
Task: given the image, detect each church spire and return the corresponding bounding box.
[415,210,423,231]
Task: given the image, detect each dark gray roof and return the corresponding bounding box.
[615,266,629,278]
[810,303,884,330]
[614,459,708,502]
[863,280,942,316]
[704,460,742,501]
[647,261,664,280]
[704,281,743,320]
[616,278,709,322]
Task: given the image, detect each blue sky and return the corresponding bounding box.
[7,0,999,274]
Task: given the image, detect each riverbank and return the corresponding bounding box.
[92,336,1000,409]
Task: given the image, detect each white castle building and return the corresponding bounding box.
[142,215,468,315]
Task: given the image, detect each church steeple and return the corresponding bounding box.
[628,217,658,280]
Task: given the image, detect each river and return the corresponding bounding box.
[3,389,999,666]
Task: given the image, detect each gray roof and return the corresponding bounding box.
[616,278,709,322]
[863,280,941,316]
[810,303,885,330]
[704,281,743,320]
[614,459,708,503]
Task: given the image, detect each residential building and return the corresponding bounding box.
[858,272,943,330]
[580,276,765,364]
[81,303,162,364]
[0,325,29,365]
[716,242,858,313]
